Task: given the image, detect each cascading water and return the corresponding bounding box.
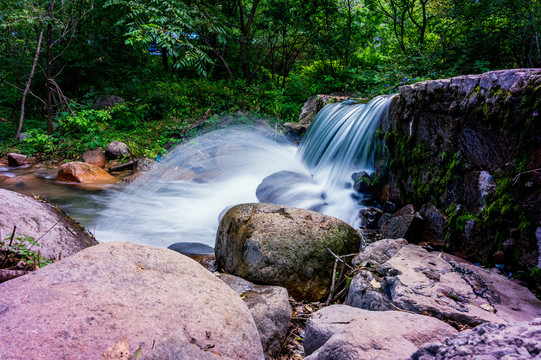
[93,96,392,249]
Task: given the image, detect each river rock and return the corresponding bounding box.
[347,244,541,327]
[304,305,457,360]
[380,204,425,242]
[82,147,107,168]
[256,171,326,212]
[352,237,409,266]
[215,203,361,301]
[0,188,96,260]
[419,203,447,247]
[359,207,383,229]
[105,140,130,160]
[57,161,117,183]
[411,318,541,359]
[0,242,264,360]
[218,274,292,360]
[7,153,35,167]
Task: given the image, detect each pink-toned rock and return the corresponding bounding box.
[82,147,107,168]
[304,305,457,360]
[7,153,35,167]
[0,188,96,260]
[0,242,265,360]
[57,161,116,183]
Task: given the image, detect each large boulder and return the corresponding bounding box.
[346,244,541,327]
[380,69,541,268]
[411,318,541,359]
[218,274,292,360]
[57,161,117,183]
[215,203,361,301]
[304,305,457,360]
[0,188,96,260]
[0,242,264,360]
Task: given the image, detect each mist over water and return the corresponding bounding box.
[94,96,392,248]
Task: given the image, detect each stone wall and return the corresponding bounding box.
[376,69,541,270]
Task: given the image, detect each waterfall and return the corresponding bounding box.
[298,96,391,188]
[93,96,392,249]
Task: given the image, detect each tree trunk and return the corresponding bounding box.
[45,1,54,135]
[16,31,44,140]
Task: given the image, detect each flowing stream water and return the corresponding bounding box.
[1,96,392,250]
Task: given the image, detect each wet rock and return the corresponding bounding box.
[359,207,383,229]
[463,170,496,212]
[168,242,214,255]
[105,140,130,160]
[0,242,264,360]
[57,161,117,183]
[411,318,541,359]
[215,203,361,301]
[420,204,448,247]
[383,201,398,213]
[7,153,35,167]
[82,147,106,168]
[0,188,96,260]
[347,244,541,327]
[304,305,457,360]
[346,269,394,311]
[219,274,292,360]
[380,204,425,242]
[256,171,326,212]
[352,171,371,193]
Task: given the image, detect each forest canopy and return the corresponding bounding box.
[1,0,539,159]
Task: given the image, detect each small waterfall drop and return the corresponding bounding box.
[93,96,392,248]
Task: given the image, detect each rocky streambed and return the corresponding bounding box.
[1,189,541,359]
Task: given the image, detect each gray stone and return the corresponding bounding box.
[352,238,408,267]
[359,207,383,229]
[304,305,457,360]
[0,188,96,261]
[420,204,448,247]
[0,242,264,360]
[215,203,361,301]
[411,318,541,359]
[105,141,130,160]
[93,95,125,109]
[255,171,326,212]
[347,244,541,327]
[218,274,292,360]
[167,242,214,255]
[380,204,425,242]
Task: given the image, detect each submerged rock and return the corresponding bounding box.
[304,305,457,360]
[219,274,291,360]
[256,171,326,212]
[0,242,264,360]
[411,318,541,359]
[0,188,96,261]
[215,203,361,301]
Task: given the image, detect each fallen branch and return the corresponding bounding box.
[108,160,136,173]
[0,269,30,283]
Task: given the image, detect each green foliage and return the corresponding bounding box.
[1,232,53,270]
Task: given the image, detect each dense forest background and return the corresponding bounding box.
[1,0,540,160]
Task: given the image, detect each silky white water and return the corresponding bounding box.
[93,96,392,248]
